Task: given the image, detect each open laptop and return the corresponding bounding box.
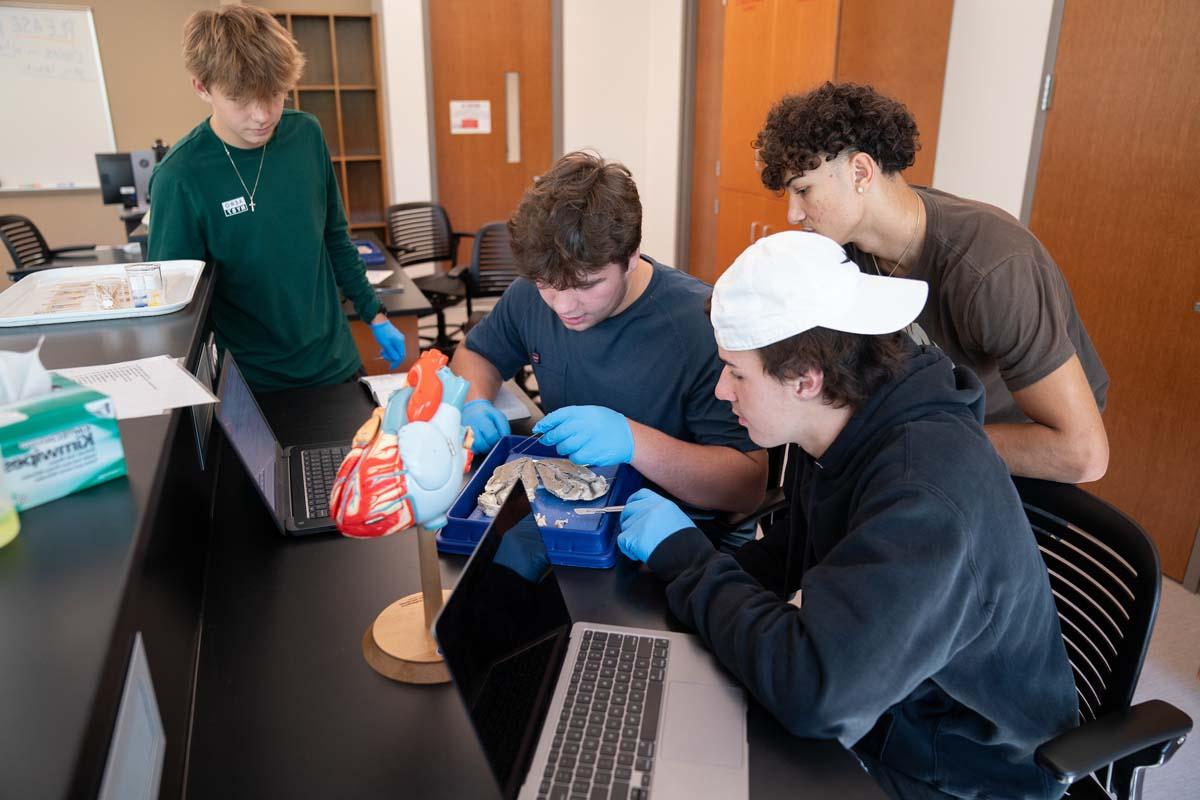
[213,351,351,535]
[435,486,749,800]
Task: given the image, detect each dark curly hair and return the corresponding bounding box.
[508,151,642,290]
[759,327,909,410]
[754,82,920,192]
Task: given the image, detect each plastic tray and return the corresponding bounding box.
[0,260,205,326]
[438,435,642,568]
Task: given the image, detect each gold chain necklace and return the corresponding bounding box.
[871,193,923,277]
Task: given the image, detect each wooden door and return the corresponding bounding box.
[834,0,953,186]
[428,0,552,261]
[1028,0,1200,579]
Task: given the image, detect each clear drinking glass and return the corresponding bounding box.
[124,263,164,308]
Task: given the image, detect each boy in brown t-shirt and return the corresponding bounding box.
[753,82,1109,484]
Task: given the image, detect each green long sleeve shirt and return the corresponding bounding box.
[147,109,382,391]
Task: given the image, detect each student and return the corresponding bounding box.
[148,6,406,391]
[754,82,1108,484]
[617,232,1078,800]
[449,152,767,545]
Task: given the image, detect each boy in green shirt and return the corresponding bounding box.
[148,5,405,391]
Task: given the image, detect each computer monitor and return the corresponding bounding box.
[95,149,155,209]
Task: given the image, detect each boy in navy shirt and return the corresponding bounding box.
[449,152,767,544]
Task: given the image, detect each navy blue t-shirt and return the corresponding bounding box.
[465,257,755,455]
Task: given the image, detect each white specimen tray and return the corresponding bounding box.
[0,260,204,327]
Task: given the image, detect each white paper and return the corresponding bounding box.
[55,355,217,419]
[360,373,530,422]
[449,100,491,135]
[365,269,393,285]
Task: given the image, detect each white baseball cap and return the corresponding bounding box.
[710,231,928,351]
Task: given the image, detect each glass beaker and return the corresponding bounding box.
[125,263,165,308]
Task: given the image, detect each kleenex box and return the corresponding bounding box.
[0,374,127,511]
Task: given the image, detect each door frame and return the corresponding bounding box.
[1018,0,1065,227]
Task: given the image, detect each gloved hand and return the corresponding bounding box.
[370,319,407,370]
[462,398,510,453]
[533,405,634,466]
[617,489,693,563]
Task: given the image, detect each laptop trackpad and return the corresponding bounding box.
[660,681,745,768]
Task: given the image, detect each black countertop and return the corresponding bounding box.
[186,382,885,800]
[0,266,215,800]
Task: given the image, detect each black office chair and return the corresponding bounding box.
[0,214,95,280]
[384,202,475,352]
[1014,477,1192,799]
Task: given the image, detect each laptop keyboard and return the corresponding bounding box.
[538,630,669,800]
[301,445,351,519]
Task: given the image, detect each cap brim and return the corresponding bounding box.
[821,273,929,335]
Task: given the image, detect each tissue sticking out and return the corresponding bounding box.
[0,336,51,405]
[477,456,608,517]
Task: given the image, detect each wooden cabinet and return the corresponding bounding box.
[690,0,953,283]
[273,12,390,239]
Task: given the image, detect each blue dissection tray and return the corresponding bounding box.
[438,435,641,568]
[352,238,386,266]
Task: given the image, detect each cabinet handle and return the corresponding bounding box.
[505,71,521,164]
[761,225,773,238]
[750,221,759,243]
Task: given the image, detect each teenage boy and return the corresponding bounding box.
[449,152,767,545]
[618,232,1078,799]
[754,81,1108,484]
[148,6,406,391]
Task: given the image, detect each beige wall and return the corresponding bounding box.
[0,0,372,279]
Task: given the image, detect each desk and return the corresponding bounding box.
[187,382,885,799]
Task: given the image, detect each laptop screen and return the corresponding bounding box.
[214,352,279,519]
[435,487,572,799]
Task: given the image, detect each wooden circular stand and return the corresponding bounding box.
[362,525,452,684]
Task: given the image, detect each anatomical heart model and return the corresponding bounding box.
[330,348,474,536]
[329,349,474,684]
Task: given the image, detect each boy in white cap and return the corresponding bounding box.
[617,231,1078,799]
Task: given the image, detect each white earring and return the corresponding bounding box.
[856,186,864,194]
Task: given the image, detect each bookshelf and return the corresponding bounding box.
[273,11,390,237]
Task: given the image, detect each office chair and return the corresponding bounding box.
[384,202,474,352]
[0,214,95,280]
[1014,477,1192,799]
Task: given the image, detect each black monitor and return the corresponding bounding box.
[95,153,138,208]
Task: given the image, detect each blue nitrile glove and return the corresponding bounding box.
[533,405,634,466]
[462,398,510,453]
[617,489,694,563]
[370,319,407,369]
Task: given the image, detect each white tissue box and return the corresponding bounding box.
[0,374,127,511]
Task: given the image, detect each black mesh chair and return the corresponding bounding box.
[0,214,95,280]
[384,202,475,351]
[462,221,521,330]
[1015,477,1192,799]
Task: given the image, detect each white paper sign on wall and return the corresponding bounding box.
[450,100,491,135]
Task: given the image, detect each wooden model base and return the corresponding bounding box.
[362,589,453,684]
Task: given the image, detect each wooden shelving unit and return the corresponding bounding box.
[273,11,390,237]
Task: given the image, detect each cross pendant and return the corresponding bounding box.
[249,200,256,212]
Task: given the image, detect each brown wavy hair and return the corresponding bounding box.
[759,327,909,409]
[754,82,920,192]
[508,151,642,289]
[183,6,304,100]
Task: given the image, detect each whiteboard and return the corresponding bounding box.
[0,4,116,191]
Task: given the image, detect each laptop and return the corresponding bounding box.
[213,351,351,535]
[434,486,749,800]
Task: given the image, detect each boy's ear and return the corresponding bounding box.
[192,77,212,102]
[793,368,825,401]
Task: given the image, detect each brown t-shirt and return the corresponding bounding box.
[848,187,1108,424]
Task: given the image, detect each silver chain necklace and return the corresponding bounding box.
[221,139,267,212]
[870,193,923,278]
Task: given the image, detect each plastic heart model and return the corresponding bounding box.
[329,350,475,537]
